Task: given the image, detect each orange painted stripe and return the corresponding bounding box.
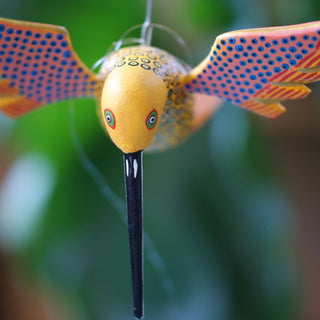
[298,72,317,82]
[297,52,317,68]
[290,72,307,82]
[269,71,286,82]
[244,102,256,108]
[285,90,301,100]
[285,72,302,82]
[305,53,320,68]
[256,85,278,98]
[306,72,320,81]
[267,86,280,95]
[276,71,297,82]
[306,74,320,82]
[242,100,284,118]
[292,91,306,99]
[242,100,257,108]
[292,89,307,99]
[269,88,285,99]
[290,89,305,99]
[250,104,266,111]
[251,103,275,112]
[276,88,295,100]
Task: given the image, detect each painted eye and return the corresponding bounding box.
[104,108,116,129]
[146,109,158,130]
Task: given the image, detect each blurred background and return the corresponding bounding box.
[0,0,320,319]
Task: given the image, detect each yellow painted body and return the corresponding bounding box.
[99,45,194,153]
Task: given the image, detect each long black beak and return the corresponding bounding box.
[123,151,143,319]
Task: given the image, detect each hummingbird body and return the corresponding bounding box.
[99,45,194,152]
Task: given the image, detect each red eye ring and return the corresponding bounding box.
[145,109,158,130]
[104,108,116,129]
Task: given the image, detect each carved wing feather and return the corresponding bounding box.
[0,18,103,118]
[184,21,320,118]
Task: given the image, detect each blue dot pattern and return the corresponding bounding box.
[0,18,102,117]
[184,21,320,118]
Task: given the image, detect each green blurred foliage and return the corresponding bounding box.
[182,0,234,30]
[1,0,319,319]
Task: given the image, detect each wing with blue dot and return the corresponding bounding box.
[0,18,103,118]
[184,21,320,118]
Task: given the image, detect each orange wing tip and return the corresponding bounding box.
[0,96,40,118]
[241,100,286,119]
[254,83,311,101]
[185,20,320,119]
[0,79,20,95]
[0,17,102,115]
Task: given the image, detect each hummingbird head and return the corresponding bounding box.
[100,64,167,154]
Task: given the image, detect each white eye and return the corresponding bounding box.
[149,116,155,124]
[106,114,112,123]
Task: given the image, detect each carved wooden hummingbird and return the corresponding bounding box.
[1,5,320,319]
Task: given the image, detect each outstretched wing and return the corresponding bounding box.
[0,18,103,118]
[184,21,320,118]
